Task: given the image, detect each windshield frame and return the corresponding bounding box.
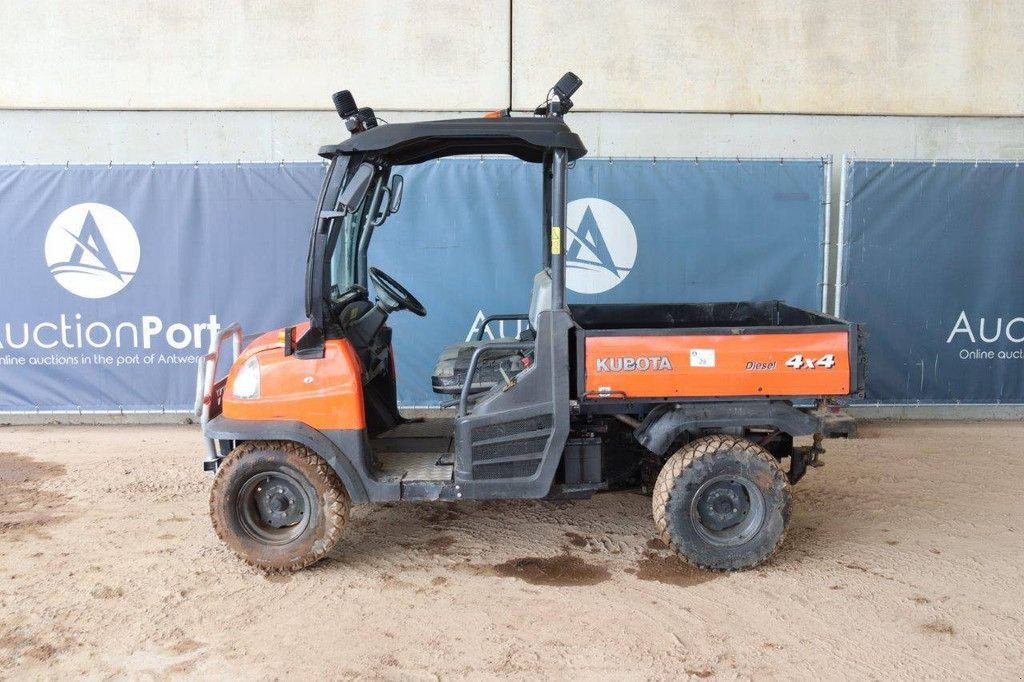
[305,155,390,334]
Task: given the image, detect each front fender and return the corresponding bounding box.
[634,402,822,455]
[203,416,376,504]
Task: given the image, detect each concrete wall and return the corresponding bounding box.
[513,0,1024,115]
[4,110,1023,164]
[3,1,1023,115]
[0,0,510,110]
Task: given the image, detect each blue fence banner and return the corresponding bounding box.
[838,160,1024,403]
[0,163,322,411]
[0,158,827,410]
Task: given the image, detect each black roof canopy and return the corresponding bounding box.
[318,116,587,165]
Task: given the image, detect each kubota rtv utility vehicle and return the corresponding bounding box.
[196,73,864,572]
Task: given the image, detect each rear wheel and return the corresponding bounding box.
[652,435,791,571]
[210,440,350,572]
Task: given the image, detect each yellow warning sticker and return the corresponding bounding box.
[551,225,562,254]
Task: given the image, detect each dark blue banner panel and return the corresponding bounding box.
[0,163,320,411]
[0,159,826,410]
[839,160,1024,403]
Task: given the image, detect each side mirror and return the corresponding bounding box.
[388,174,404,214]
[338,162,374,213]
[370,174,404,227]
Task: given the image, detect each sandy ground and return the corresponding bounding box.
[0,421,1021,680]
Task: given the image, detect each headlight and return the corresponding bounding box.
[232,357,261,399]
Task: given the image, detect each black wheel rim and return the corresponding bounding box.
[236,469,311,545]
[689,474,766,547]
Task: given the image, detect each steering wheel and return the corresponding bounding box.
[369,267,427,317]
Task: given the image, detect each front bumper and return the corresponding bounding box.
[194,322,242,468]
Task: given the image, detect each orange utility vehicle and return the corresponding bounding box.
[196,73,864,572]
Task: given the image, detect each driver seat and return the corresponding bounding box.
[431,271,552,396]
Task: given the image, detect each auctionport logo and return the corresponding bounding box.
[44,203,140,299]
[565,198,637,294]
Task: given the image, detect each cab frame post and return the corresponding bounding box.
[550,147,568,310]
[542,151,553,271]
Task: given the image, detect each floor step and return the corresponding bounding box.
[376,451,453,482]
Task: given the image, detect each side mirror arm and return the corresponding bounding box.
[370,185,392,227]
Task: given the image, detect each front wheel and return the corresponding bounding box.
[210,440,350,572]
[652,435,791,571]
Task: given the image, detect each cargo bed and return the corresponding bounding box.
[570,301,864,405]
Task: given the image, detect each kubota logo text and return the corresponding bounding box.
[566,198,637,294]
[595,356,672,372]
[44,203,140,299]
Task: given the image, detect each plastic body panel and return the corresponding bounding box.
[319,116,587,164]
[202,416,401,504]
[572,301,864,405]
[452,310,572,499]
[222,329,366,431]
[634,402,823,456]
[584,331,851,398]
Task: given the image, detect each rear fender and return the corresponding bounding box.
[635,402,821,455]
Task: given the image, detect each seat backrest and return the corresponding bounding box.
[528,269,553,329]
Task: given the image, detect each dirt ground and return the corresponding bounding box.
[0,421,1021,680]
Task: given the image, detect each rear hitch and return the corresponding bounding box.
[788,433,825,484]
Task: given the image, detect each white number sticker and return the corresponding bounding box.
[690,349,716,368]
[785,354,836,369]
